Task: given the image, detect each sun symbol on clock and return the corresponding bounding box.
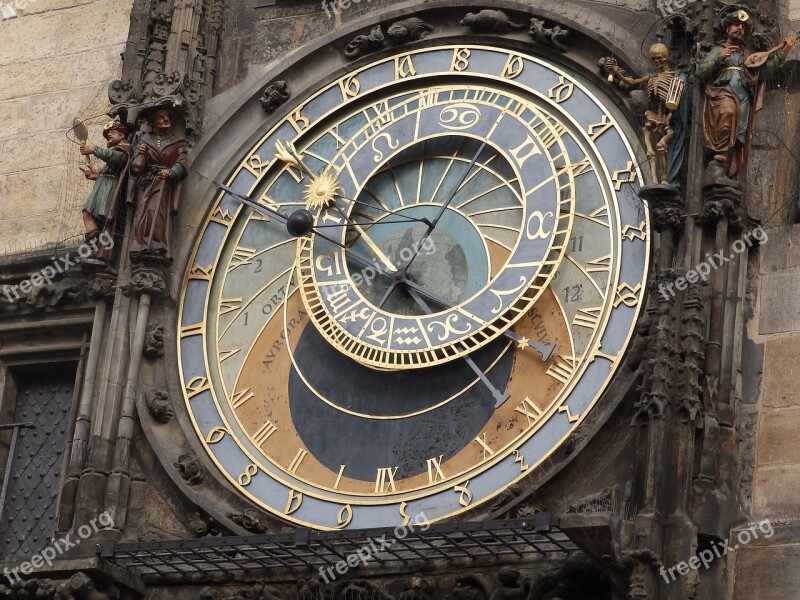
[304,170,342,210]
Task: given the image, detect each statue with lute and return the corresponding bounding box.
[697,9,798,179]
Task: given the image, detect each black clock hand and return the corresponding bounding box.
[400,278,555,363]
[218,184,396,280]
[401,140,487,275]
[405,285,510,408]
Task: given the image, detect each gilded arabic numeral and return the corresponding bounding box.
[558,404,580,423]
[219,297,243,316]
[189,263,213,281]
[526,210,553,240]
[513,450,530,472]
[614,283,642,308]
[210,206,233,225]
[548,76,574,103]
[426,455,445,483]
[450,48,471,72]
[501,54,525,79]
[394,55,417,79]
[612,161,638,190]
[238,463,258,486]
[285,489,303,514]
[180,323,203,338]
[515,396,543,428]
[588,115,614,140]
[375,467,399,493]
[287,449,308,474]
[185,376,210,400]
[243,154,269,177]
[546,355,577,384]
[288,108,310,134]
[454,481,473,507]
[252,420,278,447]
[228,247,257,272]
[339,75,361,99]
[206,427,229,444]
[230,387,255,409]
[569,235,583,252]
[573,307,602,329]
[399,502,411,527]
[336,505,353,529]
[509,135,542,166]
[474,433,495,459]
[622,222,647,241]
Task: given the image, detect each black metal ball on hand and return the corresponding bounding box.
[287,209,314,237]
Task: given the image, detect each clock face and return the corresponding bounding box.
[178,44,649,530]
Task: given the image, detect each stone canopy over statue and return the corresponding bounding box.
[698,9,797,179]
[128,107,190,264]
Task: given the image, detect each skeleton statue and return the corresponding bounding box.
[605,44,683,186]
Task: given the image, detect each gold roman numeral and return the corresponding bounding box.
[573,307,602,329]
[474,433,495,459]
[252,420,277,447]
[426,456,445,483]
[287,449,308,474]
[515,397,543,428]
[375,467,399,493]
[230,388,255,409]
[546,355,577,384]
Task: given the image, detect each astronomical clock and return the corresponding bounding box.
[177,43,649,530]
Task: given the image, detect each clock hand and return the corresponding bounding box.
[402,140,487,275]
[330,204,398,274]
[400,278,555,363]
[218,184,396,280]
[404,285,510,408]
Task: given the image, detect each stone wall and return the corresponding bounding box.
[0,0,132,256]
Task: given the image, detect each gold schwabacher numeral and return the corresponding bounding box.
[395,55,417,79]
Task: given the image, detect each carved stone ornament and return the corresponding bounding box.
[55,572,121,600]
[174,451,204,484]
[448,574,491,600]
[0,578,57,598]
[189,511,222,537]
[386,17,434,44]
[489,567,531,600]
[259,80,290,114]
[144,322,165,358]
[461,10,526,34]
[125,262,168,298]
[529,18,570,51]
[344,25,385,59]
[344,17,434,59]
[146,389,174,423]
[228,507,267,533]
